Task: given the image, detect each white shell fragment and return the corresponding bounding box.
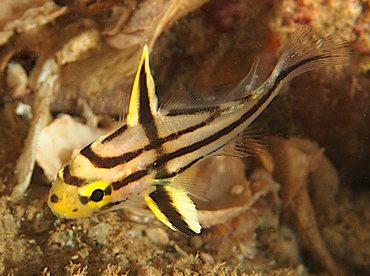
[174,154,281,229]
[36,114,111,182]
[6,62,29,98]
[56,29,101,65]
[11,58,60,201]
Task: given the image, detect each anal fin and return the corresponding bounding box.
[144,184,201,236]
[221,128,266,158]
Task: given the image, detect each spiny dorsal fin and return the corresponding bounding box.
[144,184,202,236]
[127,45,158,127]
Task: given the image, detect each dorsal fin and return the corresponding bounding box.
[127,45,158,127]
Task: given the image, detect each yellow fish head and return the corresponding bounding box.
[48,171,113,218]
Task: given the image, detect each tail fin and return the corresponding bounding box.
[272,27,351,85]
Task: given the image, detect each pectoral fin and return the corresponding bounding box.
[144,184,202,236]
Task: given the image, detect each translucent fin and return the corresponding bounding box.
[144,184,201,235]
[160,88,207,111]
[221,128,266,158]
[160,84,233,113]
[229,59,260,98]
[167,176,209,202]
[118,89,131,125]
[160,61,260,113]
[127,45,158,127]
[272,27,351,86]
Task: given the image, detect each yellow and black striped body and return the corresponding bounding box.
[48,28,350,235]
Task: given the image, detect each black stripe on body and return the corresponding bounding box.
[74,56,326,189]
[99,197,129,212]
[240,93,253,105]
[166,106,219,116]
[80,108,221,169]
[63,165,85,186]
[112,169,148,190]
[166,94,254,117]
[155,155,203,179]
[114,55,327,184]
[111,142,223,191]
[152,55,333,171]
[80,141,145,168]
[102,125,127,144]
[155,146,222,179]
[149,185,196,236]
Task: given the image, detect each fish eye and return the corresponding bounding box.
[91,189,104,202]
[78,180,112,208]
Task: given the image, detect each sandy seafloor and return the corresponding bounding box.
[0,0,369,275]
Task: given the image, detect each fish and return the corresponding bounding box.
[47,27,350,236]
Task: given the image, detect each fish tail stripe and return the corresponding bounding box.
[276,54,331,84]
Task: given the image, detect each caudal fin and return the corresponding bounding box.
[248,26,352,102]
[273,27,352,85]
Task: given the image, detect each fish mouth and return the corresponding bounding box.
[47,194,68,218]
[48,200,86,219]
[47,190,78,218]
[49,208,68,218]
